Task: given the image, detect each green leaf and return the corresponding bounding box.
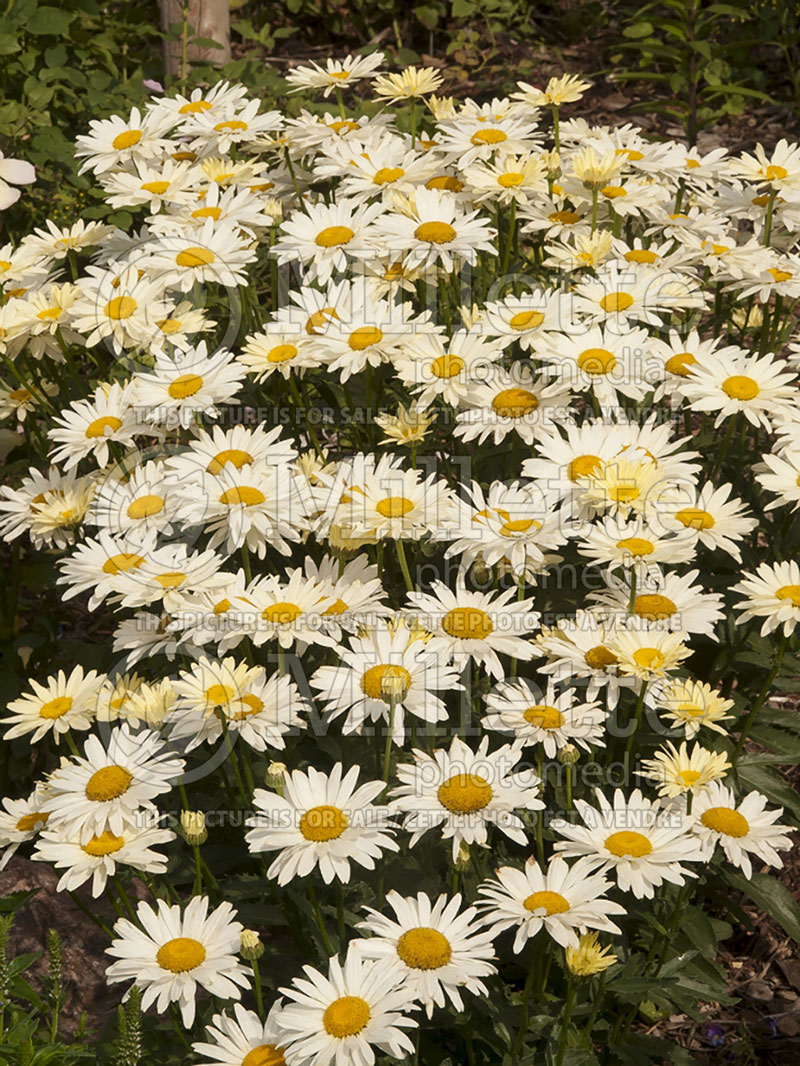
[726,870,800,941]
[623,20,654,37]
[736,761,800,821]
[415,4,440,28]
[25,5,77,34]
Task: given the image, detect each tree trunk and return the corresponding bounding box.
[160,0,231,80]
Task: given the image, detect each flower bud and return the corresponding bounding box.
[266,761,287,793]
[455,840,471,870]
[240,929,264,960]
[180,810,207,846]
[558,744,580,765]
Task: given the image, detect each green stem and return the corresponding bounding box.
[732,631,787,760]
[395,538,414,593]
[307,882,334,957]
[624,681,648,759]
[555,980,577,1066]
[763,187,778,247]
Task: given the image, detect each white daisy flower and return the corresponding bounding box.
[132,342,245,429]
[477,855,625,950]
[193,1002,287,1066]
[732,559,800,637]
[680,348,797,431]
[33,819,174,897]
[272,199,386,285]
[245,763,397,885]
[483,678,606,757]
[48,381,139,471]
[105,895,250,1027]
[357,890,497,1016]
[2,665,102,743]
[649,677,734,739]
[390,735,543,860]
[310,623,461,743]
[285,52,385,97]
[40,724,184,843]
[275,945,415,1066]
[0,786,51,870]
[691,781,794,877]
[406,580,540,679]
[639,741,731,799]
[552,787,704,898]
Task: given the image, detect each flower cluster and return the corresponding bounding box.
[0,55,798,1064]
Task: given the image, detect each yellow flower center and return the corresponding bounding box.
[85,415,122,439]
[315,226,354,248]
[375,495,413,518]
[82,830,125,856]
[625,249,658,264]
[568,454,602,481]
[471,128,507,145]
[601,185,627,198]
[679,770,702,787]
[213,598,231,615]
[499,518,538,536]
[549,210,580,224]
[85,765,133,802]
[206,683,235,706]
[633,647,665,670]
[769,268,792,282]
[141,181,170,195]
[498,171,525,187]
[242,1046,285,1066]
[154,571,187,589]
[193,206,221,220]
[431,353,465,378]
[577,347,617,375]
[36,308,61,320]
[442,606,493,640]
[373,167,405,184]
[677,702,705,718]
[306,307,339,334]
[633,594,676,619]
[112,129,142,150]
[102,553,145,575]
[415,221,457,243]
[585,644,618,670]
[492,387,538,417]
[105,296,137,320]
[396,927,452,969]
[609,484,640,503]
[228,694,265,720]
[600,292,634,313]
[426,176,463,192]
[168,373,204,399]
[617,537,654,557]
[323,598,348,615]
[437,773,493,813]
[156,937,206,973]
[605,830,652,857]
[299,805,349,842]
[700,807,749,837]
[766,164,788,181]
[665,351,696,376]
[327,120,360,133]
[675,507,714,530]
[523,705,564,729]
[722,375,760,401]
[180,100,212,113]
[348,326,382,350]
[523,890,570,915]
[361,664,412,701]
[214,119,247,132]
[16,812,48,832]
[509,310,545,330]
[207,449,254,473]
[127,495,164,520]
[219,486,267,506]
[776,584,800,607]
[323,996,370,1038]
[39,696,73,719]
[176,247,215,268]
[262,602,302,624]
[157,318,182,334]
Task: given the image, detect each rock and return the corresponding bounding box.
[0,855,121,1038]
